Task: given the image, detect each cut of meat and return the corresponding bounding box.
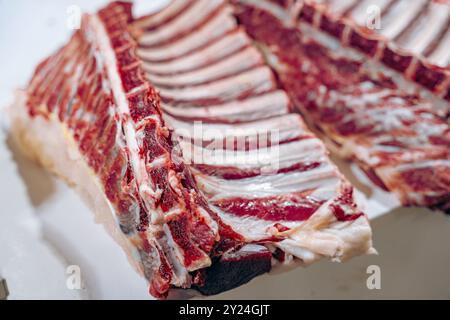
[136,4,238,61]
[10,1,374,299]
[234,0,450,213]
[282,0,450,103]
[132,0,373,277]
[18,2,219,298]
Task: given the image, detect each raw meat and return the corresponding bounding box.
[273,0,450,102]
[10,1,373,299]
[133,0,372,254]
[235,0,450,213]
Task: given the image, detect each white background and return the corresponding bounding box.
[1,0,450,299]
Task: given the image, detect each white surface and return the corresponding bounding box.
[0,128,83,300]
[1,0,450,300]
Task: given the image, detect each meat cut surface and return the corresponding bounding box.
[235,1,450,213]
[275,0,450,103]
[12,1,374,299]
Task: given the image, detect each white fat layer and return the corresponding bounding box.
[165,113,302,141]
[196,165,340,200]
[148,154,169,168]
[137,6,237,61]
[378,0,428,39]
[275,240,321,265]
[145,47,264,87]
[161,90,289,123]
[140,31,251,74]
[139,0,225,47]
[322,88,394,108]
[216,208,303,241]
[158,67,275,102]
[282,203,375,263]
[133,0,189,30]
[179,137,327,170]
[397,2,450,56]
[253,187,375,264]
[238,244,270,252]
[428,27,450,67]
[166,113,305,144]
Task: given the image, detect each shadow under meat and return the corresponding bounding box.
[6,132,55,208]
